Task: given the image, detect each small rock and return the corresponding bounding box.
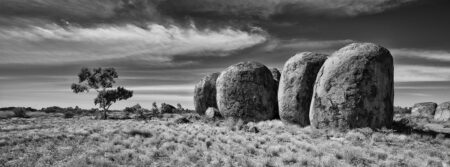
[174,117,191,124]
[205,107,222,119]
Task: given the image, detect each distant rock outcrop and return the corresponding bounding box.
[216,61,278,122]
[310,43,394,130]
[205,107,221,119]
[160,103,177,114]
[411,102,437,117]
[434,102,450,121]
[278,52,327,126]
[194,72,220,115]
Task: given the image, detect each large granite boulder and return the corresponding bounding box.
[434,102,450,121]
[216,61,278,122]
[194,72,220,115]
[310,43,394,130]
[411,102,437,117]
[278,52,328,126]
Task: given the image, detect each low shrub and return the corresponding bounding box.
[64,112,75,118]
[13,107,29,118]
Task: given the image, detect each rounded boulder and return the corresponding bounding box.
[216,61,278,122]
[434,102,450,121]
[278,52,328,126]
[194,72,220,115]
[411,102,437,117]
[310,43,394,130]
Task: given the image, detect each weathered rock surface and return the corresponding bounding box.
[434,102,450,121]
[270,68,281,119]
[270,68,281,84]
[205,107,221,119]
[310,43,394,130]
[411,102,437,117]
[194,72,220,115]
[216,61,278,122]
[278,52,327,126]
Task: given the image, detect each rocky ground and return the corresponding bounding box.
[1,112,449,167]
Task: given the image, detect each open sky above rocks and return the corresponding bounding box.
[1,0,449,109]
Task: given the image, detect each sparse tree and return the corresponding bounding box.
[177,103,183,112]
[71,67,133,119]
[152,102,158,114]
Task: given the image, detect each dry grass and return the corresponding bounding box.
[1,113,449,167]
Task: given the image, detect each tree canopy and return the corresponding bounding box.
[71,67,133,119]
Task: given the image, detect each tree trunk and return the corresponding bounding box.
[102,109,108,119]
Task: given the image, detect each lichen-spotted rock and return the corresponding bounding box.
[411,102,437,117]
[216,61,278,122]
[310,43,394,130]
[434,102,450,121]
[278,52,327,126]
[194,72,220,115]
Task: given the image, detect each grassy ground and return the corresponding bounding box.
[1,113,449,167]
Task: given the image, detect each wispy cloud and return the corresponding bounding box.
[392,49,450,67]
[0,24,267,64]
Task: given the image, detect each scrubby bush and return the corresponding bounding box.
[394,106,411,114]
[13,107,29,118]
[64,112,75,118]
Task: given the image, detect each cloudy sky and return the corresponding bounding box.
[0,0,449,109]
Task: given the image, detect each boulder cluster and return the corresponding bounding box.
[411,102,450,121]
[194,42,396,130]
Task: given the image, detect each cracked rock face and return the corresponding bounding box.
[278,52,328,126]
[411,102,437,117]
[434,102,450,121]
[216,61,278,122]
[270,68,281,85]
[270,67,281,119]
[194,72,220,115]
[310,43,394,130]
